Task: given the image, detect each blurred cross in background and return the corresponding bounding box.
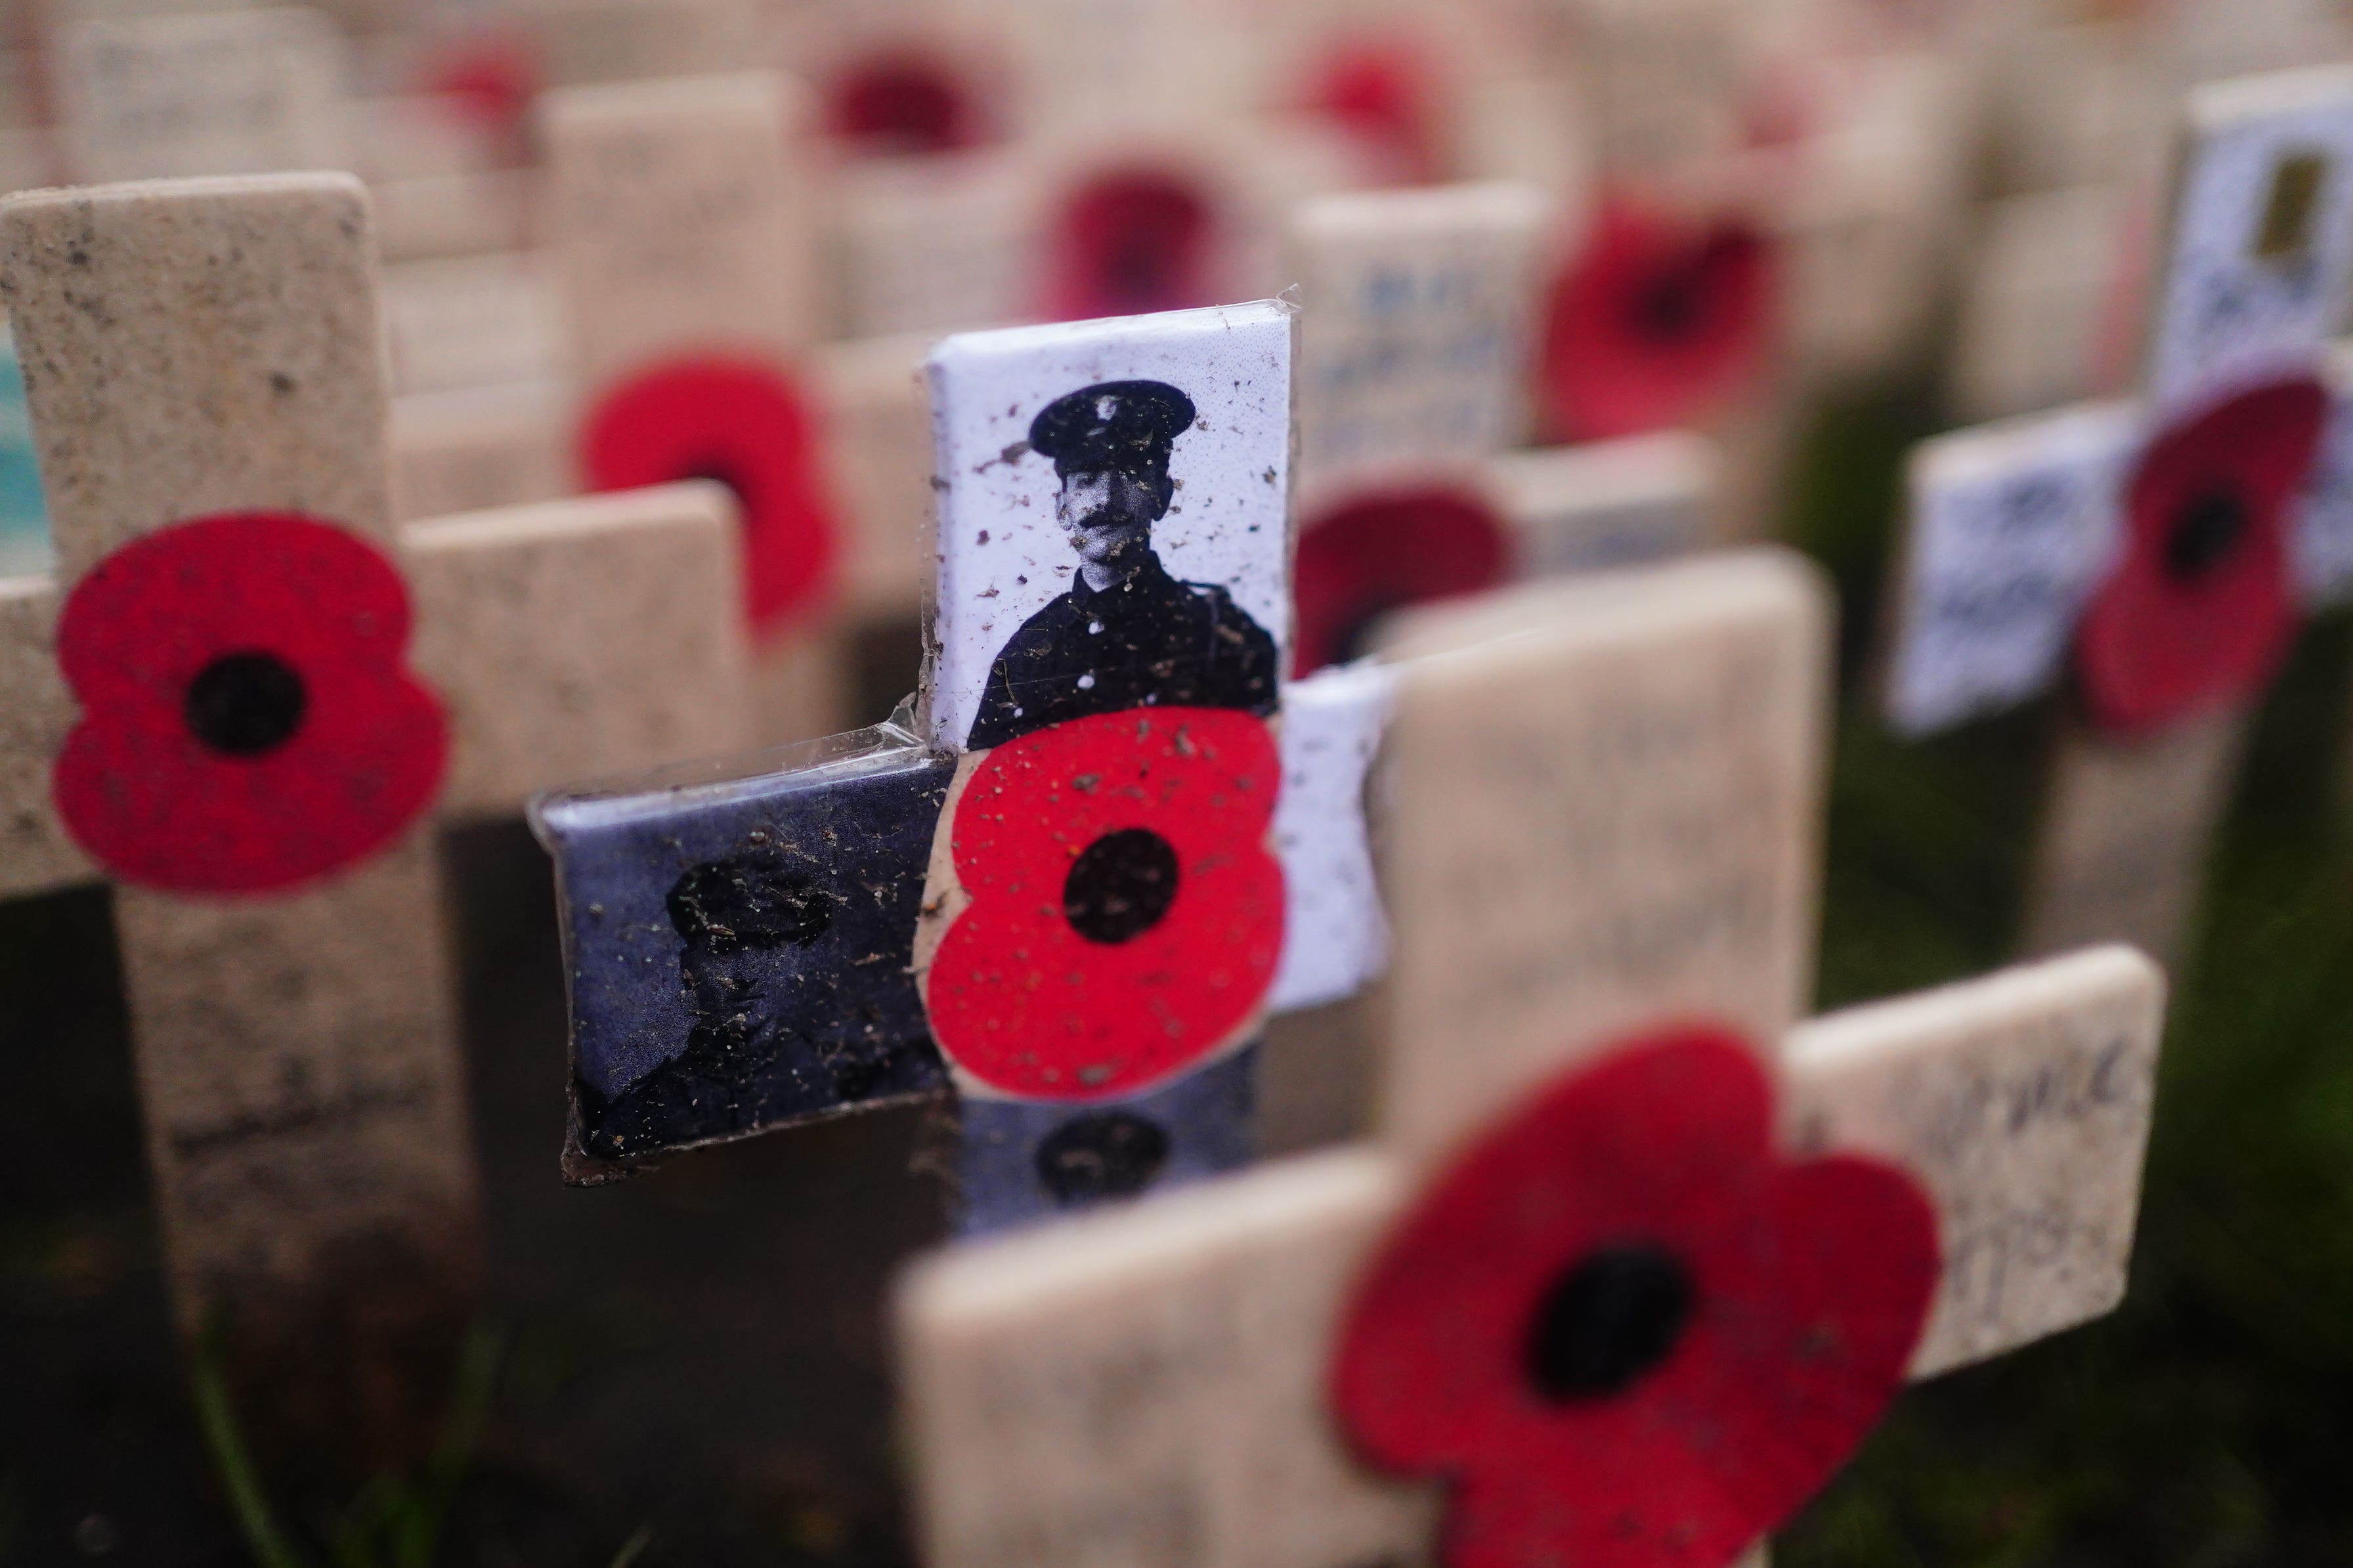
[1882,66,2353,964]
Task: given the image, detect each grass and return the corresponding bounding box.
[195,1323,511,1568]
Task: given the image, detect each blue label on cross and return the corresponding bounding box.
[0,327,52,576]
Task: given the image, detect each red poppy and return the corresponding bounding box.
[52,512,447,897]
[1293,485,1512,675]
[418,28,541,142]
[924,707,1284,1099]
[1305,39,1441,185]
[825,51,980,155]
[2075,376,2327,734]
[1046,167,1217,322]
[1540,198,1774,442]
[580,354,840,641]
[1332,1027,1938,1568]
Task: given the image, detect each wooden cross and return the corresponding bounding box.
[1882,64,2353,962]
[533,301,1295,1233]
[1285,179,1718,676]
[894,549,2166,1568]
[0,172,750,1481]
[540,67,938,742]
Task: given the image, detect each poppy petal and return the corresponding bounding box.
[51,512,447,895]
[1046,168,1217,322]
[2075,375,2327,732]
[923,707,1284,1098]
[1293,486,1513,675]
[1540,198,1775,442]
[580,354,840,640]
[826,51,980,155]
[1332,1027,1938,1568]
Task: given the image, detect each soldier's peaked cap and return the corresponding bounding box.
[1029,380,1197,478]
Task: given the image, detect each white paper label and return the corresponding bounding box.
[1886,403,2139,736]
[1268,660,1396,1014]
[2148,67,2353,413]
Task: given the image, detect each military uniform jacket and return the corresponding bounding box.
[966,553,1280,748]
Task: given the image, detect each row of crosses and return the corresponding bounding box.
[1884,63,2353,963]
[10,54,2323,1542]
[0,148,1725,1479]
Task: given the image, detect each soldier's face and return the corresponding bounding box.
[1058,469,1154,566]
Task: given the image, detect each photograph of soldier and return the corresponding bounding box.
[572,839,945,1162]
[966,379,1280,748]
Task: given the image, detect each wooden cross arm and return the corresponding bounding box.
[0,480,753,883]
[1783,943,2165,1378]
[1486,430,1716,576]
[0,574,91,897]
[897,1147,1436,1568]
[894,946,2165,1568]
[389,379,571,524]
[401,480,751,819]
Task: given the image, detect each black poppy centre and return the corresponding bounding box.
[2163,482,2249,582]
[1525,1240,1696,1402]
[1631,263,1706,346]
[1035,1110,1171,1205]
[184,650,308,757]
[1062,826,1180,944]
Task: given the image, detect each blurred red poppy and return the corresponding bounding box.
[924,707,1284,1099]
[1333,1027,1938,1568]
[1305,39,1441,184]
[1540,198,1774,441]
[53,512,447,896]
[1047,167,1216,321]
[580,354,840,641]
[419,28,540,142]
[2076,376,2327,734]
[1293,485,1512,674]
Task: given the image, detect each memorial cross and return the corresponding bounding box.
[894,550,2167,1568]
[1253,181,1725,1145]
[1284,179,1718,676]
[1882,65,2353,961]
[541,68,937,742]
[532,301,1297,1235]
[0,173,751,1477]
[803,5,1035,341]
[827,143,1037,341]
